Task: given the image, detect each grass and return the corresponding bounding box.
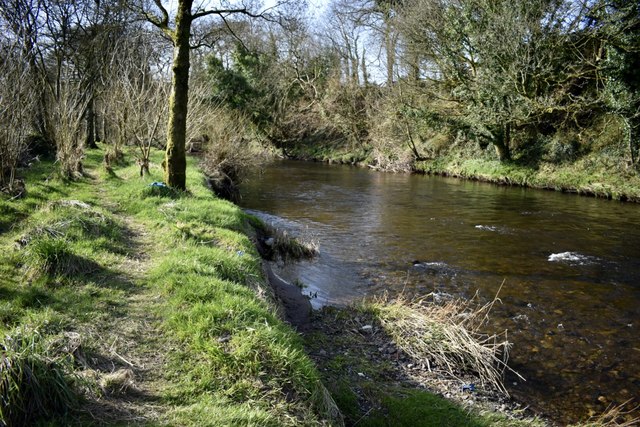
[1,143,633,426]
[0,145,337,425]
[414,155,640,202]
[0,328,79,425]
[569,401,640,427]
[369,293,520,396]
[359,388,540,427]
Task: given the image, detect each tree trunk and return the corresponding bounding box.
[493,123,511,161]
[85,96,97,148]
[410,50,420,82]
[164,0,192,190]
[627,119,639,170]
[384,10,395,87]
[361,47,368,86]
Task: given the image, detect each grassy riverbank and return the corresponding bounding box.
[1,147,633,426]
[284,134,640,203]
[0,148,339,425]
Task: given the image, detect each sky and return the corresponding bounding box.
[263,0,330,17]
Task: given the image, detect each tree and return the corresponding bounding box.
[1,0,134,177]
[398,0,605,161]
[137,0,299,190]
[596,1,640,168]
[0,38,37,195]
[103,33,169,176]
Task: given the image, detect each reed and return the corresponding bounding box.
[572,400,640,427]
[371,291,522,396]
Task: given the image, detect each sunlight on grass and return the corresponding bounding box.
[0,147,335,425]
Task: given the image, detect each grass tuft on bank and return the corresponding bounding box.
[370,294,519,396]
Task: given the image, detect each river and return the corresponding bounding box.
[240,160,640,424]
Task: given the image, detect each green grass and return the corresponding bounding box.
[0,328,79,426]
[413,143,640,202]
[1,144,622,426]
[361,388,549,427]
[360,389,492,427]
[0,146,334,425]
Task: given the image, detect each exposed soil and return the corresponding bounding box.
[264,262,313,330]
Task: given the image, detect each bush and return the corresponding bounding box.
[200,110,268,201]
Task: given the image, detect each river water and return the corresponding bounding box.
[240,160,640,424]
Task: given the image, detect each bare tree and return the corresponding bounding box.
[0,40,37,195]
[113,38,170,176]
[48,82,90,179]
[0,0,49,140]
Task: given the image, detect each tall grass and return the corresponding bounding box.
[0,329,79,425]
[370,293,522,396]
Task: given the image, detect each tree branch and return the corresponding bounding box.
[192,8,261,20]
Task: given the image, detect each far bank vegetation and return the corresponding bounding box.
[3,1,639,201]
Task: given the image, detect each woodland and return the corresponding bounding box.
[1,0,639,197]
[1,1,640,425]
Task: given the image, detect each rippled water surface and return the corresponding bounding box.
[240,160,640,424]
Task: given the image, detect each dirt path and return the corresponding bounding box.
[80,211,171,424]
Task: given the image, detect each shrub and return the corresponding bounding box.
[200,110,268,201]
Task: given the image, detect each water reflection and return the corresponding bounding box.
[240,160,640,424]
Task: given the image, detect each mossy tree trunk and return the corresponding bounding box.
[85,95,97,149]
[164,0,192,190]
[493,123,511,161]
[140,1,268,190]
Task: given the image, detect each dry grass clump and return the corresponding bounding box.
[98,369,136,395]
[310,383,345,427]
[571,400,639,427]
[371,292,521,396]
[267,228,319,261]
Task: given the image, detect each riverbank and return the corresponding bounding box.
[301,300,546,427]
[0,148,340,425]
[1,147,634,426]
[283,138,640,203]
